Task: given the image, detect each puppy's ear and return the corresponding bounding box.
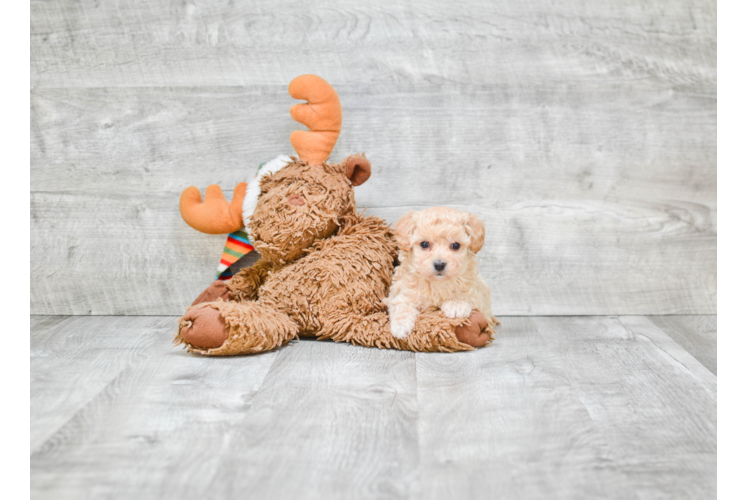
[465,214,485,253]
[395,212,417,250]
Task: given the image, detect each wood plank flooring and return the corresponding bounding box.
[30,315,717,500]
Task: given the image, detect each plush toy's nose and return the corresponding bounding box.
[287,194,305,206]
[434,261,446,272]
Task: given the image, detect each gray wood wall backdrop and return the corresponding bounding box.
[31,0,717,316]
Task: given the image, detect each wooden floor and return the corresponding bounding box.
[30,315,716,500]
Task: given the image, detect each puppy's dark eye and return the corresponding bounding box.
[420,241,430,249]
[451,242,461,250]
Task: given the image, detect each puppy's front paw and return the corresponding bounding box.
[441,300,473,319]
[391,317,415,339]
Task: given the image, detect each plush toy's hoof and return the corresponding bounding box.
[191,280,231,307]
[454,311,490,347]
[179,303,230,349]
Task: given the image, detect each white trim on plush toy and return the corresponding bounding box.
[242,155,293,228]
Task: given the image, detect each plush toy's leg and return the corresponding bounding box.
[317,308,495,352]
[190,279,232,307]
[175,301,298,356]
[455,311,492,347]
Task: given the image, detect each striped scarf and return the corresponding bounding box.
[216,229,254,280]
[215,160,283,280]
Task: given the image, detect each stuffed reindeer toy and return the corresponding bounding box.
[175,75,494,355]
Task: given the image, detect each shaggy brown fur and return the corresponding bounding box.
[175,156,495,356]
[175,75,494,356]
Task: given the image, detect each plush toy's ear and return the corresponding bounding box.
[343,154,371,186]
[465,214,485,253]
[395,212,417,250]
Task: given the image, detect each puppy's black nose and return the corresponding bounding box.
[434,261,446,272]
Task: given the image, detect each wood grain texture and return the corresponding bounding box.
[206,340,419,499]
[533,316,716,500]
[30,0,716,88]
[30,0,716,315]
[30,316,168,452]
[31,316,280,499]
[31,191,225,315]
[30,315,717,499]
[415,316,635,499]
[647,315,717,374]
[31,84,716,315]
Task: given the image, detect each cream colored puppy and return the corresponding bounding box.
[386,207,496,339]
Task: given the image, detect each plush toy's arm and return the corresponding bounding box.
[225,257,276,301]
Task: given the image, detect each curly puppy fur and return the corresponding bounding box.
[387,207,498,339]
[176,157,495,356]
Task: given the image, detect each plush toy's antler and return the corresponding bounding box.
[180,183,247,234]
[180,75,341,234]
[288,75,342,165]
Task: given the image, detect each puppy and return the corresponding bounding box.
[386,207,496,339]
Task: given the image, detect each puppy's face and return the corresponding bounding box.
[395,207,485,280]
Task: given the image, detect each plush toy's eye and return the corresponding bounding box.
[420,241,430,249]
[451,242,461,250]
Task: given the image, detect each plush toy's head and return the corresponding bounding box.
[179,75,372,264]
[249,154,370,263]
